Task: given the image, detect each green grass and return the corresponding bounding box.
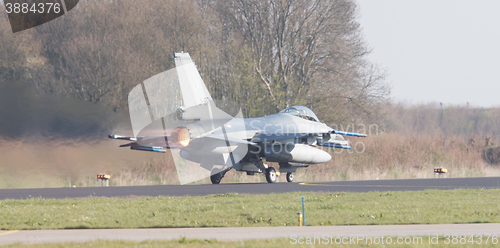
[2,238,500,248]
[0,189,499,230]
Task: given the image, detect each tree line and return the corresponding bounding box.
[0,0,390,127]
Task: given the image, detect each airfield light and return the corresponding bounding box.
[434,168,448,178]
[97,174,111,187]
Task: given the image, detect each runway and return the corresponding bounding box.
[1,224,500,244]
[1,177,499,200]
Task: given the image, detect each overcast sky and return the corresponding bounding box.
[356,0,500,107]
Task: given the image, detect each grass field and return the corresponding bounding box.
[1,189,499,230]
[2,238,500,248]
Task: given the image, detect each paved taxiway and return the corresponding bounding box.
[1,177,499,200]
[1,224,500,244]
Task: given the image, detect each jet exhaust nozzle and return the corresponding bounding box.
[170,127,191,148]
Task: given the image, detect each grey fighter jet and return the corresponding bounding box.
[110,53,366,184]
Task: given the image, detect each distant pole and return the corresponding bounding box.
[302,196,305,226]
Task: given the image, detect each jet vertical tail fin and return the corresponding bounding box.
[174,53,212,108]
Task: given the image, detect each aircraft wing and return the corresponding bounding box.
[202,133,257,145]
[110,134,177,152]
[250,132,309,143]
[243,116,366,150]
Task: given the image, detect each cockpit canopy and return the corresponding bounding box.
[279,106,319,122]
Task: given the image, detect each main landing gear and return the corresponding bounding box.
[265,167,277,183]
[265,168,293,183]
[210,172,223,184]
[210,160,296,184]
[210,168,229,184]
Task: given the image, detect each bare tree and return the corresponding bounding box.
[218,0,390,121]
[4,0,390,125]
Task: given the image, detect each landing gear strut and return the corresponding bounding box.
[265,167,277,183]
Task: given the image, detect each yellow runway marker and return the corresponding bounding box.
[299,182,454,188]
[0,230,19,236]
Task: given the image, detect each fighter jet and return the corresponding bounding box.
[110,52,366,184]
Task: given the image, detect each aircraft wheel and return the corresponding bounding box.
[210,172,224,184]
[265,167,277,183]
[286,172,294,183]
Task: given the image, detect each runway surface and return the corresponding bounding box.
[1,177,500,200]
[1,224,500,244]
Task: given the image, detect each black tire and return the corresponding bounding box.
[265,167,277,183]
[286,172,294,183]
[210,172,223,184]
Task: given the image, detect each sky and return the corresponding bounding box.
[356,0,500,107]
